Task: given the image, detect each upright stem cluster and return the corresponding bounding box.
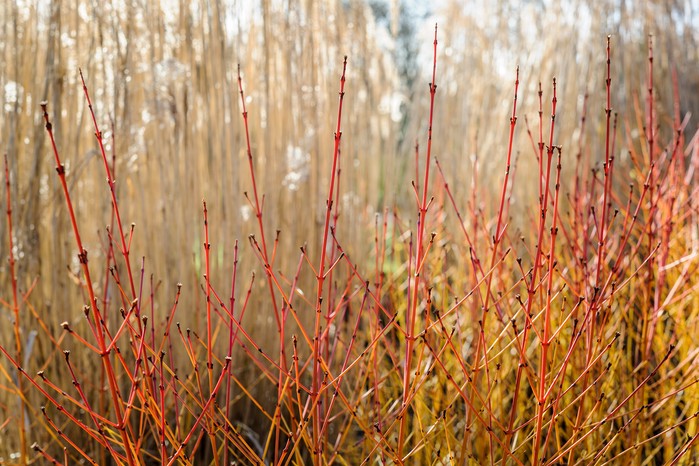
[311,56,347,465]
[398,24,439,461]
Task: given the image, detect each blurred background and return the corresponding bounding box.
[0,0,698,353]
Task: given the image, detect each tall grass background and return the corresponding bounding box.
[1,0,699,464]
